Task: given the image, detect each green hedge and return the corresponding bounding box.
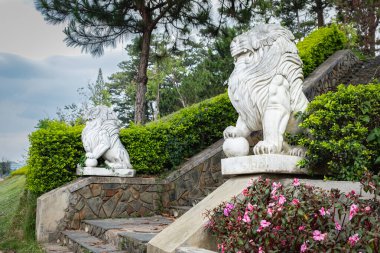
[297,84,380,181]
[27,122,84,194]
[27,94,237,194]
[297,24,348,77]
[27,25,349,194]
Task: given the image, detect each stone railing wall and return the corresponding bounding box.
[37,50,359,243]
[302,49,360,100]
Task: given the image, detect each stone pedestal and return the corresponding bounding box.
[221,154,306,175]
[77,166,136,177]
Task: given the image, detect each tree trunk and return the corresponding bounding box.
[315,0,325,27]
[134,30,152,124]
[367,8,378,57]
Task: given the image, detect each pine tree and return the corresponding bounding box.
[35,0,213,124]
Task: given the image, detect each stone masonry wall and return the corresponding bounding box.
[303,50,359,100]
[55,139,225,236]
[38,50,359,243]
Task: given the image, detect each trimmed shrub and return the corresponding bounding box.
[27,94,237,193]
[297,83,380,181]
[206,177,380,252]
[297,24,348,77]
[27,121,83,194]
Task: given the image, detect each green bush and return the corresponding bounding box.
[297,24,348,77]
[297,84,380,181]
[27,94,237,193]
[27,121,83,194]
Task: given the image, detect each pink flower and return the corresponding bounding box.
[278,195,286,205]
[335,222,342,231]
[319,207,327,216]
[267,208,273,216]
[257,226,262,232]
[247,179,253,187]
[349,204,359,220]
[237,215,242,222]
[217,243,225,253]
[271,182,282,195]
[348,233,360,246]
[312,230,327,241]
[258,246,264,253]
[293,178,300,186]
[242,211,251,223]
[365,206,371,212]
[223,203,234,216]
[242,188,249,196]
[247,203,255,212]
[260,219,271,228]
[273,225,281,231]
[292,198,300,206]
[298,225,305,231]
[300,241,307,252]
[268,202,275,207]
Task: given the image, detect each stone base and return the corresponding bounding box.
[76,166,136,177]
[221,154,306,175]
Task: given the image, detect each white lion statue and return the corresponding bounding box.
[82,105,133,170]
[223,24,309,157]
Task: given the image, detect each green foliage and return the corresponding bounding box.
[11,166,28,176]
[26,94,236,193]
[27,121,83,194]
[297,24,348,77]
[122,93,237,173]
[206,177,380,252]
[297,83,380,181]
[0,176,42,252]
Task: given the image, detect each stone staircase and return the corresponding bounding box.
[42,181,225,253]
[44,216,175,253]
[339,56,380,86]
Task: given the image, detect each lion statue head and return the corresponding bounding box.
[223,24,309,157]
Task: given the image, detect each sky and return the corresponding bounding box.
[0,0,129,162]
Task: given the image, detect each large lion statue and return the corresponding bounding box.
[82,105,133,170]
[223,24,309,156]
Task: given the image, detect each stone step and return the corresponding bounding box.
[80,216,174,252]
[61,230,125,253]
[169,205,192,217]
[42,243,74,253]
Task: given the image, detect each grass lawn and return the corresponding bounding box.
[0,175,43,253]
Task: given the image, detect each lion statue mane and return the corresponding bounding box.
[223,24,309,156]
[82,105,133,169]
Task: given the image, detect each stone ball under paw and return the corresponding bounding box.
[85,158,98,167]
[223,137,250,157]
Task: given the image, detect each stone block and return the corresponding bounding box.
[103,191,122,217]
[130,186,140,199]
[90,184,102,196]
[221,154,306,175]
[78,186,93,199]
[87,196,103,215]
[140,192,153,204]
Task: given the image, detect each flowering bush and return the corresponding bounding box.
[205,177,380,252]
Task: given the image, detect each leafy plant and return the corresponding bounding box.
[296,83,380,181]
[206,177,380,252]
[297,24,348,77]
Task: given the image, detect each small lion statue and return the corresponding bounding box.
[223,24,309,157]
[82,105,133,170]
